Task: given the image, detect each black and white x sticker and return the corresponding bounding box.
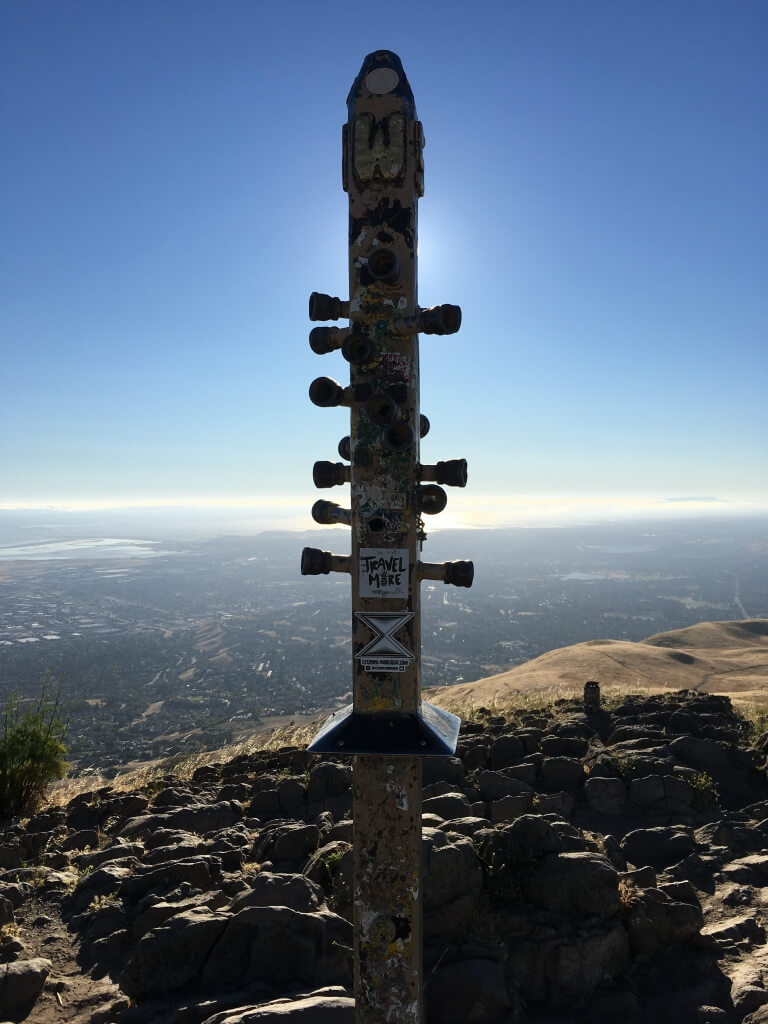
[355,611,415,672]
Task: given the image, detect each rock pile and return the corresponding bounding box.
[2,689,768,1023]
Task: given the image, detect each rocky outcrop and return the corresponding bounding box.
[2,689,768,1023]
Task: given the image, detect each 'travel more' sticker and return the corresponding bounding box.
[359,548,408,598]
[356,611,414,673]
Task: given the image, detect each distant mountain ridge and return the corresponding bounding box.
[427,619,768,708]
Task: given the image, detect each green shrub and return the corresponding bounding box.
[0,682,69,818]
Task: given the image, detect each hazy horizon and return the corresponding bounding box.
[1,497,766,551]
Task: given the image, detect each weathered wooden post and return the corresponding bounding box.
[301,50,472,1024]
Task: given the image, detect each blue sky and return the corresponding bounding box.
[2,0,766,529]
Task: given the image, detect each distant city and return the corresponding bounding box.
[1,514,766,774]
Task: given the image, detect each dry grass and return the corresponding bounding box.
[44,716,326,808]
[430,683,658,720]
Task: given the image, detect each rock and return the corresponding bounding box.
[702,913,766,950]
[541,735,589,758]
[306,762,352,803]
[153,786,193,807]
[61,828,100,851]
[488,735,523,768]
[76,841,145,870]
[120,801,242,839]
[621,826,695,869]
[0,956,51,1011]
[535,792,574,817]
[0,882,28,909]
[0,896,13,926]
[120,908,230,999]
[277,777,306,813]
[131,892,229,940]
[201,990,355,1023]
[200,906,352,992]
[506,918,629,1006]
[524,852,621,917]
[271,824,321,864]
[249,789,282,820]
[460,741,489,772]
[540,756,585,791]
[422,792,472,820]
[630,774,666,805]
[426,957,511,1023]
[437,816,489,838]
[0,844,24,870]
[732,985,768,1016]
[424,836,482,910]
[84,902,128,942]
[69,862,138,914]
[119,856,217,900]
[585,776,627,814]
[101,793,150,819]
[489,794,532,822]
[475,770,532,802]
[670,735,730,774]
[622,886,704,953]
[502,813,562,857]
[422,757,465,788]
[228,872,324,914]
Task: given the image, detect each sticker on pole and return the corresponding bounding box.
[356,611,414,672]
[359,548,409,598]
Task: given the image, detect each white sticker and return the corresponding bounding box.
[356,611,414,673]
[359,547,409,598]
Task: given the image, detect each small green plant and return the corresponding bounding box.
[688,771,720,810]
[85,892,120,916]
[607,751,635,779]
[0,680,69,818]
[739,702,768,744]
[313,845,348,909]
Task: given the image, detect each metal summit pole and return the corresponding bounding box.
[301,50,473,1024]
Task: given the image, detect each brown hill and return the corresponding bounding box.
[427,618,768,709]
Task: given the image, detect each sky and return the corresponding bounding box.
[2,0,766,531]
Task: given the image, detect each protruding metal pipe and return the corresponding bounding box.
[309,292,349,321]
[313,461,350,488]
[341,333,375,365]
[418,559,474,588]
[309,377,353,408]
[312,500,352,526]
[301,547,351,576]
[380,420,413,452]
[310,326,348,355]
[419,304,462,335]
[393,304,462,337]
[417,484,447,515]
[338,436,351,461]
[420,459,468,487]
[367,392,399,426]
[366,247,400,284]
